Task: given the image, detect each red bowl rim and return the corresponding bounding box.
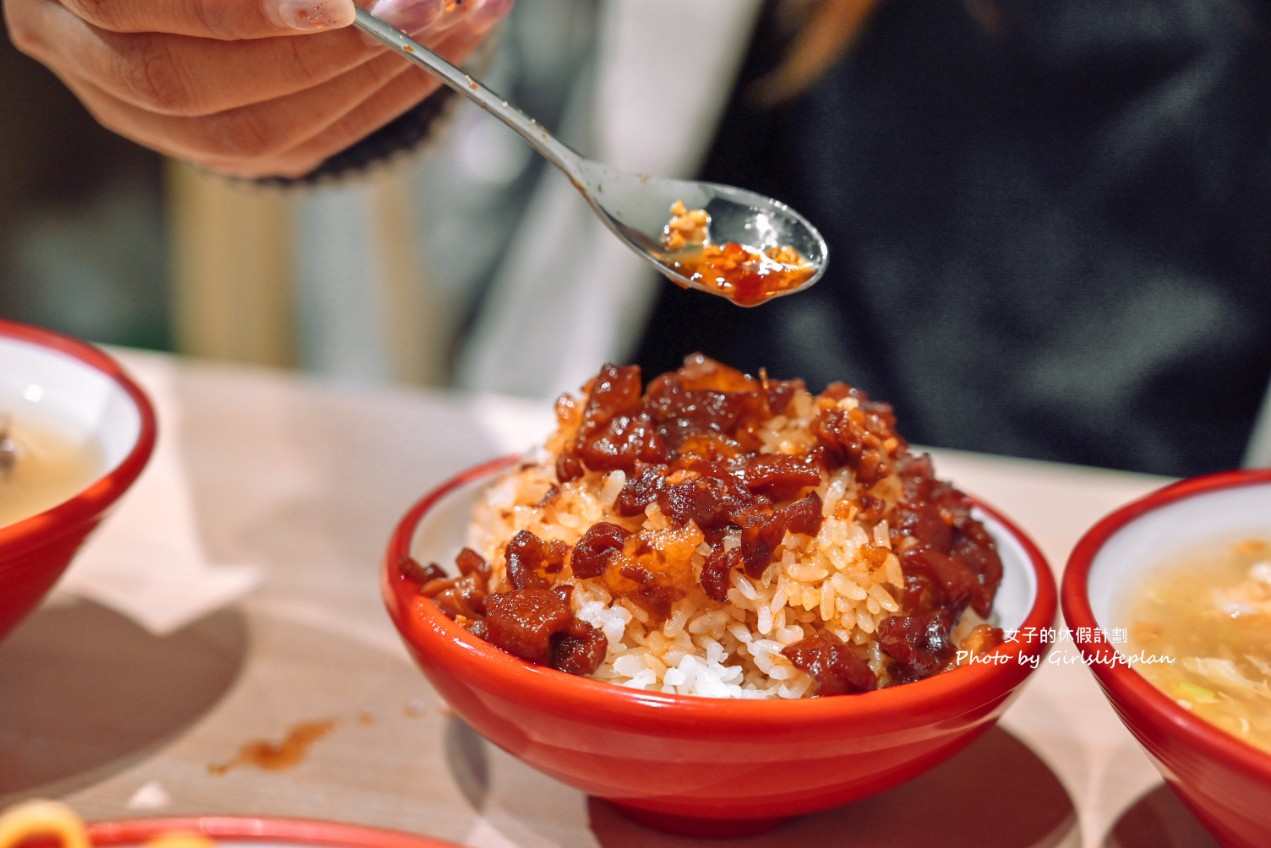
[384,455,1058,729]
[1061,466,1271,782]
[84,816,461,848]
[0,320,158,551]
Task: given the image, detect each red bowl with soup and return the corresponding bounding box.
[1063,469,1271,848]
[0,320,157,644]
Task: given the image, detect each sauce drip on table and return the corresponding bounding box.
[207,719,338,775]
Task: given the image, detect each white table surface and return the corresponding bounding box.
[0,350,1222,847]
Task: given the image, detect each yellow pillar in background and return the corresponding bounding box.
[165,161,297,369]
[163,159,443,385]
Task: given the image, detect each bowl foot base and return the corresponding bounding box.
[604,800,790,838]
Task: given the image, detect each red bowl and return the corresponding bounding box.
[384,457,1057,837]
[0,320,157,644]
[5,811,462,848]
[84,816,463,848]
[1062,469,1271,848]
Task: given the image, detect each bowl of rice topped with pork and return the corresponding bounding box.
[384,354,1056,836]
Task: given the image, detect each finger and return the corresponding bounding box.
[50,0,356,38]
[202,17,500,177]
[239,59,445,176]
[50,0,505,38]
[14,0,382,116]
[20,0,511,177]
[210,67,438,177]
[52,49,422,172]
[14,0,512,117]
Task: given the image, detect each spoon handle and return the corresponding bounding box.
[352,8,586,183]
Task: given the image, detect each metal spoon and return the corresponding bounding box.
[353,8,828,305]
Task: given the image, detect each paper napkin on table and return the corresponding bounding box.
[54,353,260,636]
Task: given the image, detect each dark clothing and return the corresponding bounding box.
[637,0,1271,478]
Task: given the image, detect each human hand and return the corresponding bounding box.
[4,0,514,178]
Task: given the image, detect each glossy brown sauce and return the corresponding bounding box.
[661,202,815,306]
[668,242,816,306]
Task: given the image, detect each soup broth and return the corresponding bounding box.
[0,404,106,528]
[1123,538,1271,753]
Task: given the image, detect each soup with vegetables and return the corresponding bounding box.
[1123,538,1271,753]
[0,408,105,528]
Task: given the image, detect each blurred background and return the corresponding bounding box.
[0,20,170,351]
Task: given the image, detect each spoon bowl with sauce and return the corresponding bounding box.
[354,9,828,306]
